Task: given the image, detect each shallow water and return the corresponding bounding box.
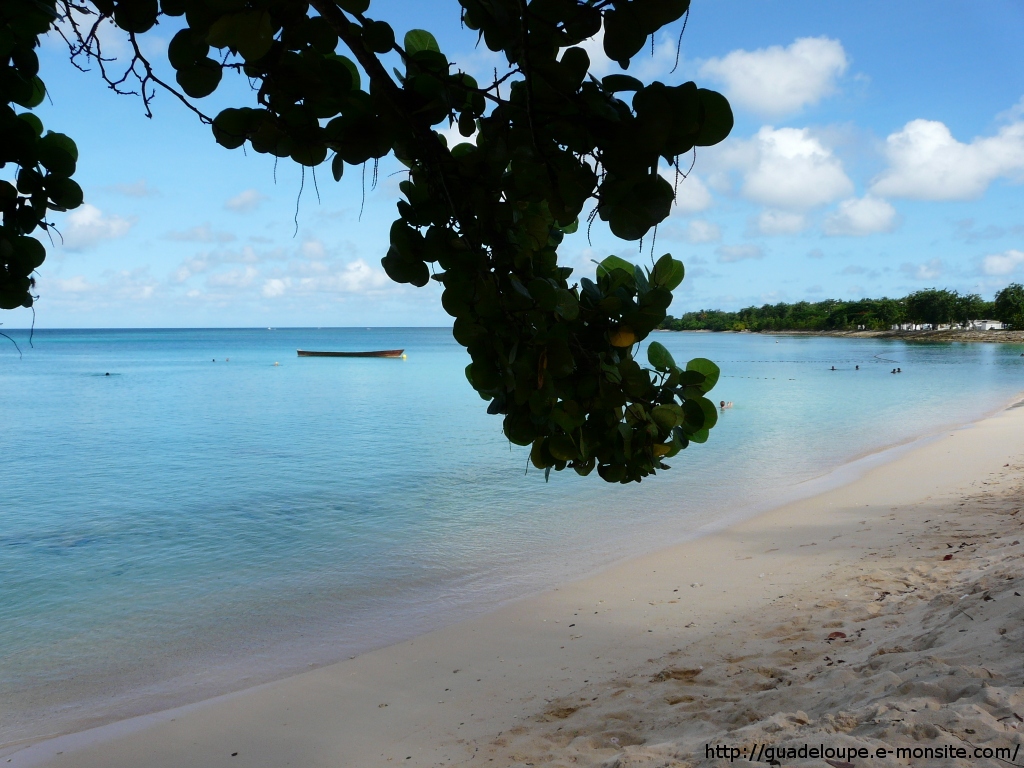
[1,328,1022,743]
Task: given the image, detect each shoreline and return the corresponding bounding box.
[6,329,1023,757]
[8,394,1024,767]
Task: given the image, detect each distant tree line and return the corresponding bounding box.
[662,284,1024,332]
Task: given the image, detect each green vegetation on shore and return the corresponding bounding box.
[663,285,1024,332]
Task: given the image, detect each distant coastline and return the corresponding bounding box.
[658,327,1024,343]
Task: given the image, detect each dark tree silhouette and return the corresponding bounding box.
[1,0,734,482]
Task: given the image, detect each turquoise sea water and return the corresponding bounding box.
[2,328,1023,745]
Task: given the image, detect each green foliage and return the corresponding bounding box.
[0,0,84,310]
[994,283,1024,329]
[646,341,675,371]
[8,0,736,483]
[904,289,957,328]
[661,290,1004,333]
[403,29,439,56]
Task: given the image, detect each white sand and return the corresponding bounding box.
[8,401,1024,768]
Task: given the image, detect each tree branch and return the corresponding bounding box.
[307,0,475,245]
[55,1,212,124]
[126,32,213,123]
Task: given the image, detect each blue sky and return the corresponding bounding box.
[8,0,1024,328]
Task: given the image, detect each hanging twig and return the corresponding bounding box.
[671,8,690,74]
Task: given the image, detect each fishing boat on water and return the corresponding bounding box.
[296,349,405,358]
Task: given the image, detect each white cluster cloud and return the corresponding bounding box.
[301,239,327,259]
[260,259,390,297]
[262,278,288,298]
[225,189,269,213]
[823,195,898,236]
[315,258,391,293]
[173,259,205,283]
[755,210,806,235]
[871,118,1024,201]
[60,204,134,250]
[690,100,1023,244]
[1000,96,1024,123]
[50,268,159,301]
[437,121,477,149]
[55,275,94,293]
[576,30,612,76]
[699,37,848,117]
[659,171,713,214]
[981,249,1024,276]
[900,258,944,281]
[168,236,391,300]
[681,220,721,243]
[208,266,259,289]
[660,219,721,245]
[172,245,282,283]
[730,127,853,210]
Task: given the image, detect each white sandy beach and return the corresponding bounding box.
[8,400,1024,768]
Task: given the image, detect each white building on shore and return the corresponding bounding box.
[889,320,1005,331]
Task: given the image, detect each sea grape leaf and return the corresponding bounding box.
[602,74,643,93]
[16,113,43,137]
[337,0,370,13]
[695,89,734,147]
[362,20,395,53]
[405,29,440,55]
[598,254,636,277]
[652,253,684,290]
[609,326,637,348]
[651,403,681,430]
[113,0,158,33]
[695,396,718,431]
[554,289,579,320]
[176,59,222,98]
[602,7,646,67]
[688,428,710,444]
[686,358,720,393]
[329,54,361,91]
[646,341,675,371]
